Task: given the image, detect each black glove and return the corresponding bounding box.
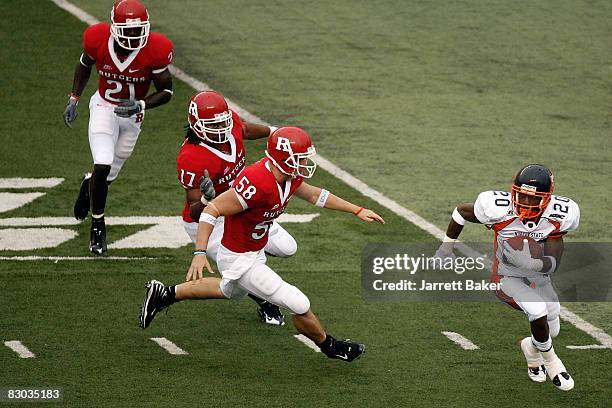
[114,99,144,118]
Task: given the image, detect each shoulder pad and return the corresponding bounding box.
[543,195,580,233]
[148,32,174,66]
[83,23,110,58]
[473,191,513,225]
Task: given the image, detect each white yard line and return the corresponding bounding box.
[0,256,158,261]
[0,178,64,189]
[4,340,36,358]
[48,0,612,349]
[559,307,612,349]
[566,344,610,350]
[150,337,189,355]
[441,331,480,350]
[293,334,321,352]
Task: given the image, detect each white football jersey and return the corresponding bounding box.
[473,190,580,278]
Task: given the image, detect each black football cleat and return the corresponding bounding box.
[139,280,173,329]
[257,302,285,326]
[321,336,365,362]
[73,173,91,220]
[89,217,107,255]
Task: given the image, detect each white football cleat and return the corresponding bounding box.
[520,337,546,383]
[544,356,574,391]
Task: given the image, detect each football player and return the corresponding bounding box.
[434,164,579,391]
[63,0,174,255]
[140,127,385,362]
[177,90,297,326]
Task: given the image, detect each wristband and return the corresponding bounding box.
[354,207,364,216]
[443,235,457,244]
[192,250,207,255]
[199,212,217,226]
[269,126,278,135]
[315,189,330,208]
[452,207,466,226]
[200,195,208,205]
[69,92,80,101]
[139,100,146,111]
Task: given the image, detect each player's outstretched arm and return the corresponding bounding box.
[294,182,385,224]
[435,203,480,258]
[186,189,246,282]
[63,51,94,128]
[243,123,277,140]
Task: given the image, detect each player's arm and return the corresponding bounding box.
[243,123,277,140]
[144,68,173,109]
[63,51,95,128]
[504,236,563,273]
[186,189,245,282]
[186,188,205,221]
[294,182,385,224]
[434,203,481,258]
[186,170,216,221]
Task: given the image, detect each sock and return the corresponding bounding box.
[168,285,178,303]
[317,334,334,352]
[248,293,268,306]
[532,335,556,364]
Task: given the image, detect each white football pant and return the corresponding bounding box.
[215,244,310,315]
[88,91,143,182]
[499,276,561,337]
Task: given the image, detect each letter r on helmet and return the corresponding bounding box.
[276,137,292,153]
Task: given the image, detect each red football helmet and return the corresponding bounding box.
[110,0,150,50]
[187,91,233,144]
[266,127,317,179]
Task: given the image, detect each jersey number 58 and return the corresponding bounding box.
[235,176,257,200]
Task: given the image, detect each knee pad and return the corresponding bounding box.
[547,302,560,322]
[548,314,561,338]
[523,301,548,322]
[274,283,310,315]
[266,230,297,258]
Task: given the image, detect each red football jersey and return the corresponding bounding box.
[177,111,247,222]
[83,23,173,104]
[222,158,304,253]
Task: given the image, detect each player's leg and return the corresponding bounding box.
[139,277,228,329]
[238,262,365,362]
[86,95,119,254]
[107,115,143,182]
[183,221,285,325]
[264,221,297,258]
[504,277,574,390]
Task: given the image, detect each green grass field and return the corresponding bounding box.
[0,0,610,406]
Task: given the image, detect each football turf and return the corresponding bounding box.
[0,1,610,407]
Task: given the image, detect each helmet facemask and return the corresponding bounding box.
[511,184,552,220]
[189,109,233,144]
[266,146,317,179]
[111,9,150,50]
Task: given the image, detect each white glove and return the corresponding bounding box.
[502,240,543,271]
[433,243,456,263]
